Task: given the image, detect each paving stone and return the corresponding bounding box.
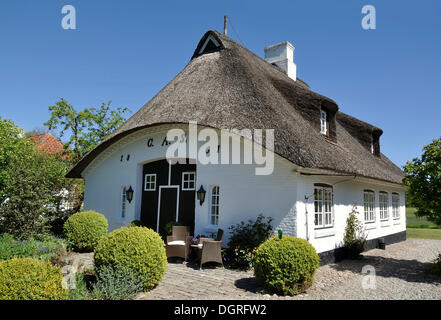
[135,239,441,300]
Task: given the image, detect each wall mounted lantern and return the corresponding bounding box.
[126,186,134,203]
[196,185,206,206]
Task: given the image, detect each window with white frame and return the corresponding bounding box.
[210,186,220,225]
[392,193,400,219]
[144,174,156,191]
[121,187,126,219]
[182,172,196,191]
[363,190,375,223]
[314,185,333,228]
[320,110,327,135]
[379,191,389,220]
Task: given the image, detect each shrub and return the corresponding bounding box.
[0,233,68,261]
[224,214,273,270]
[343,205,367,258]
[430,253,441,275]
[94,265,144,300]
[0,118,79,240]
[254,236,320,296]
[63,211,108,251]
[129,220,146,227]
[163,221,182,235]
[0,257,68,300]
[94,227,167,290]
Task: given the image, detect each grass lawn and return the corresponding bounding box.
[406,207,441,240]
[406,228,441,240]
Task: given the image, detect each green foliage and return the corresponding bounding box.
[94,227,167,290]
[223,247,256,270]
[254,236,320,296]
[430,253,441,275]
[67,271,96,300]
[94,265,144,300]
[0,117,79,239]
[163,221,182,235]
[0,257,68,300]
[224,214,273,270]
[343,204,367,258]
[404,137,441,226]
[0,233,68,261]
[63,211,108,252]
[129,220,146,227]
[44,99,131,163]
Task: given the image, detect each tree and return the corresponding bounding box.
[44,99,131,162]
[343,204,367,258]
[0,118,29,200]
[0,118,74,239]
[404,137,441,226]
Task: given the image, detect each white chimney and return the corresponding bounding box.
[264,41,297,81]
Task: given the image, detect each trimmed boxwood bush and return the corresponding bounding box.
[94,227,167,290]
[0,257,67,300]
[254,236,320,296]
[63,211,108,252]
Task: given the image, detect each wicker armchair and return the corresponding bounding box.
[165,226,192,261]
[200,229,224,268]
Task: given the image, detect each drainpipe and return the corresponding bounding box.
[304,194,314,242]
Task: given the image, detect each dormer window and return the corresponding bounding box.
[320,110,328,136]
[372,133,380,156]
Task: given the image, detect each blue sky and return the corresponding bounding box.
[0,0,440,168]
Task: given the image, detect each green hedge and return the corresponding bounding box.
[63,211,108,252]
[254,236,320,296]
[0,257,67,300]
[94,227,167,290]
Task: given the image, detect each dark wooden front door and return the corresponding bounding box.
[158,187,178,238]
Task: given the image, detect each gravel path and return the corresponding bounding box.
[135,239,441,300]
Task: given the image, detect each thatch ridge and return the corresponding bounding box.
[67,30,404,185]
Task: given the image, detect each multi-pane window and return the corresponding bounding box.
[364,190,375,222]
[379,191,389,220]
[182,172,196,191]
[144,174,156,191]
[320,110,327,135]
[392,193,400,219]
[314,185,333,228]
[210,186,220,225]
[121,187,126,218]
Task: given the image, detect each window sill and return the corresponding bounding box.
[314,225,334,230]
[393,220,401,226]
[365,223,377,230]
[380,220,391,227]
[314,228,335,239]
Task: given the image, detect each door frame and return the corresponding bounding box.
[156,185,180,233]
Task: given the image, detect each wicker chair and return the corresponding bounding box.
[200,228,224,269]
[165,226,192,261]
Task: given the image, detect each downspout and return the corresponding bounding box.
[304,194,314,242]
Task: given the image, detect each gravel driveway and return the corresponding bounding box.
[135,238,441,300]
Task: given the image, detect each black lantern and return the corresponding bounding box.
[196,185,206,206]
[126,186,134,203]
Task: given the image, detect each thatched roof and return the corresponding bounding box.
[67,30,404,185]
